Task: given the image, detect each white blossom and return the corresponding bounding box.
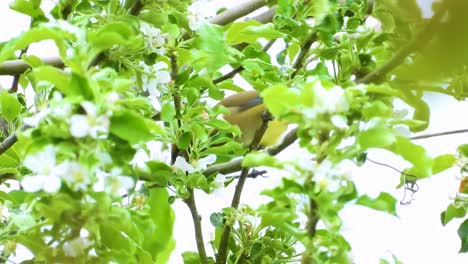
[213,174,226,189]
[313,83,349,114]
[69,101,110,139]
[365,16,382,32]
[187,0,213,30]
[0,204,10,221]
[21,146,62,193]
[394,124,411,137]
[94,168,134,196]
[140,23,166,55]
[63,235,92,257]
[131,141,170,168]
[174,154,216,174]
[141,61,171,98]
[331,115,349,130]
[314,160,353,192]
[57,161,90,191]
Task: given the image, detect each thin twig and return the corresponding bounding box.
[185,190,209,264]
[357,3,448,84]
[10,47,29,93]
[291,33,317,79]
[216,112,272,264]
[366,157,418,179]
[410,129,468,140]
[213,39,276,84]
[0,133,18,156]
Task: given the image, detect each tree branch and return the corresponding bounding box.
[0,57,64,75]
[216,111,272,264]
[291,32,318,79]
[9,47,29,93]
[204,127,299,176]
[210,0,271,26]
[357,4,448,84]
[185,190,209,264]
[0,133,18,156]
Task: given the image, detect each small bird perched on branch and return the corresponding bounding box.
[217,90,287,147]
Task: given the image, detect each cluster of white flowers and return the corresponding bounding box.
[304,79,350,130]
[140,22,167,55]
[173,154,226,193]
[21,146,134,195]
[23,92,72,127]
[131,140,171,168]
[69,101,111,139]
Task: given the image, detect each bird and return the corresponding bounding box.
[217,90,288,147]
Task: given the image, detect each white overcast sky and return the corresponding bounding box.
[2,0,468,263]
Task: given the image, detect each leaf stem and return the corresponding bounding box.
[291,32,317,79]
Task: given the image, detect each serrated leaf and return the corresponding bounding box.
[356,192,397,216]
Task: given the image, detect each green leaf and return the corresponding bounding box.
[362,101,392,119]
[31,66,70,95]
[441,203,467,226]
[458,218,468,253]
[160,102,176,122]
[88,21,139,55]
[226,21,285,45]
[432,154,456,175]
[182,251,200,264]
[187,172,208,189]
[358,127,396,149]
[0,92,22,121]
[356,192,397,216]
[192,23,234,72]
[210,212,224,227]
[458,144,468,157]
[0,23,75,62]
[148,188,176,263]
[9,0,46,19]
[110,110,155,144]
[242,152,284,169]
[262,85,299,117]
[389,136,432,178]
